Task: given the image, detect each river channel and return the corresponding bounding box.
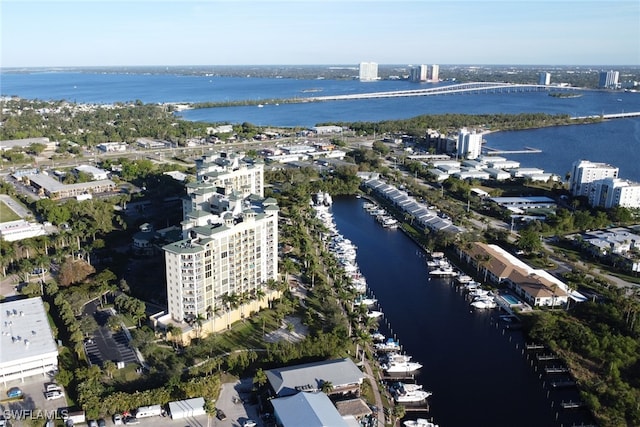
[331,196,593,427]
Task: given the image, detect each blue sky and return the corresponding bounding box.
[1,0,639,67]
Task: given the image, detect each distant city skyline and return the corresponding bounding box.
[1,0,639,68]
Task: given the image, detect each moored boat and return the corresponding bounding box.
[403,419,439,427]
[429,266,459,277]
[382,360,423,373]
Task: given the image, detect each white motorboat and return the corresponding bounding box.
[389,381,423,393]
[471,296,497,309]
[429,266,459,277]
[404,419,439,427]
[382,360,422,373]
[381,352,413,364]
[371,331,385,342]
[456,274,473,284]
[367,310,384,319]
[469,288,490,298]
[394,388,433,403]
[426,258,449,269]
[464,281,481,290]
[375,338,400,351]
[354,296,377,306]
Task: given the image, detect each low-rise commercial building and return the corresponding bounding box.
[0,297,59,384]
[26,174,117,200]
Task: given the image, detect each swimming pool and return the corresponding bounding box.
[502,294,520,305]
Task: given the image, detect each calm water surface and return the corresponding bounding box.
[331,196,591,427]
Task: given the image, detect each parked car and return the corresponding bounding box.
[244,420,257,427]
[215,409,227,420]
[45,382,62,393]
[45,390,65,400]
[112,414,123,425]
[7,387,22,398]
[31,268,48,275]
[87,421,98,427]
[97,419,106,427]
[123,416,139,425]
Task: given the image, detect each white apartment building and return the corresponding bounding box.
[599,70,619,89]
[456,128,483,160]
[429,64,439,82]
[539,72,551,85]
[410,65,428,82]
[194,152,264,197]
[591,177,640,209]
[570,160,619,198]
[163,152,278,338]
[359,62,378,81]
[164,201,279,331]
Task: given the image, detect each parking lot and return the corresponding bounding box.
[0,373,264,427]
[0,373,67,426]
[212,379,262,427]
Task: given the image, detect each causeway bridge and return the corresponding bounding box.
[304,82,584,102]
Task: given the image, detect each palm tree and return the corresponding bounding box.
[103,360,117,380]
[206,305,221,334]
[167,324,182,349]
[194,313,206,339]
[221,292,239,329]
[253,368,268,389]
[320,380,333,394]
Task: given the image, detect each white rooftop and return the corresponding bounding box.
[0,297,58,365]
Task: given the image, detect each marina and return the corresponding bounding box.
[331,196,595,426]
[314,195,436,424]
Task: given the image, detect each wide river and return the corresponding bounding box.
[2,70,640,181]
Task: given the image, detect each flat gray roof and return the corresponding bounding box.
[0,297,58,364]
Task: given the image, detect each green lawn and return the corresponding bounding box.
[0,200,21,223]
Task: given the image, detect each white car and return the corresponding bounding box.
[45,390,65,400]
[243,420,257,427]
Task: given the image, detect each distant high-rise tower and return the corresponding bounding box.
[359,62,378,81]
[598,70,619,89]
[410,65,428,82]
[429,65,439,82]
[456,128,482,160]
[539,72,551,85]
[569,160,619,198]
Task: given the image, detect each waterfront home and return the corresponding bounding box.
[456,242,582,307]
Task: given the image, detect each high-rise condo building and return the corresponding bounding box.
[410,65,428,82]
[569,160,619,198]
[539,72,551,85]
[599,70,619,89]
[359,62,378,81]
[591,178,640,209]
[429,64,439,82]
[456,128,483,160]
[162,153,279,339]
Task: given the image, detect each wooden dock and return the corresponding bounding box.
[525,343,545,350]
[561,400,584,409]
[536,353,559,361]
[545,366,570,374]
